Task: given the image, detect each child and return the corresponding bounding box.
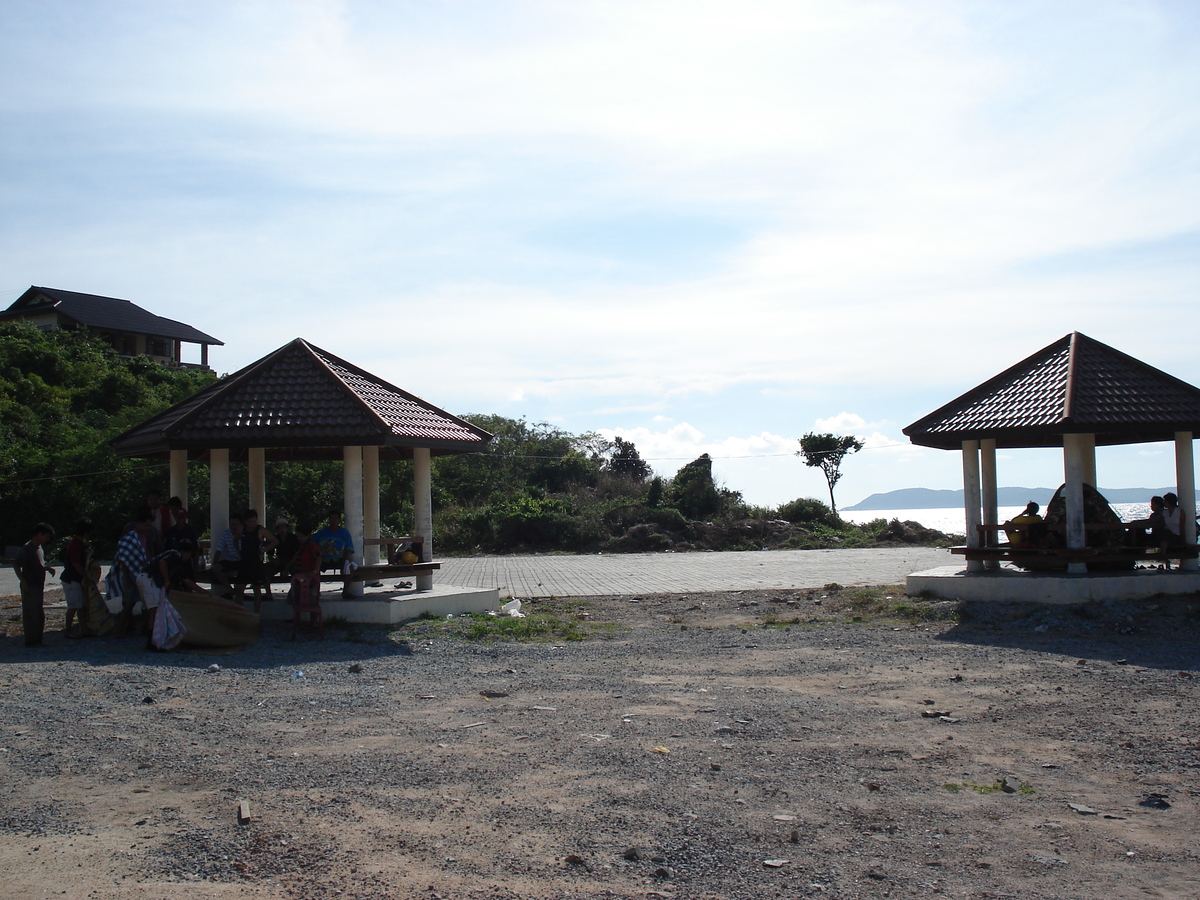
[13,523,56,647]
[60,518,93,638]
[290,524,322,608]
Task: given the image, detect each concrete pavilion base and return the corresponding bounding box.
[251,581,499,625]
[908,564,1200,605]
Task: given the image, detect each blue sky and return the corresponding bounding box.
[2,1,1198,508]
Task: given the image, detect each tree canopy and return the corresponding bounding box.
[797,432,864,517]
[0,321,217,550]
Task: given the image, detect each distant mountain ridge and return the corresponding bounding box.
[845,486,1176,511]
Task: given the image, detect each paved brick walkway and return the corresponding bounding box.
[437,547,950,598]
[2,548,952,600]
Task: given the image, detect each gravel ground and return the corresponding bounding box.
[1,588,1198,900]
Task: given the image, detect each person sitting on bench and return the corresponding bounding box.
[1003,501,1044,549]
[314,510,355,596]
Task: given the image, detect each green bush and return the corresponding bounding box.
[775,497,839,528]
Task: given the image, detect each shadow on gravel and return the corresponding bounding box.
[933,597,1200,672]
[0,621,414,671]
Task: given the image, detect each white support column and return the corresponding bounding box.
[962,440,984,573]
[363,446,381,566]
[169,449,188,507]
[248,448,266,522]
[1080,433,1097,488]
[209,449,230,559]
[344,445,365,598]
[980,439,999,570]
[1176,432,1197,571]
[413,448,434,590]
[1063,433,1088,574]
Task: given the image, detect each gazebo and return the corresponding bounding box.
[903,332,1200,602]
[110,338,496,616]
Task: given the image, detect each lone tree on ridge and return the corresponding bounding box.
[797,432,864,518]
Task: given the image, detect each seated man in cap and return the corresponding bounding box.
[266,516,300,598]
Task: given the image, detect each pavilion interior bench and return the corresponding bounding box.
[952,523,1198,566]
[195,535,440,586]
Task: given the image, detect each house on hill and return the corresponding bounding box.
[0,286,223,370]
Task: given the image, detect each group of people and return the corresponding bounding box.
[12,488,359,648]
[1002,492,1193,564]
[206,509,353,611]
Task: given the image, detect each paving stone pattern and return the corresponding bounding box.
[437,547,950,598]
[1,548,952,600]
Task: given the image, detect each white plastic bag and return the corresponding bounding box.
[103,572,124,614]
[151,596,185,650]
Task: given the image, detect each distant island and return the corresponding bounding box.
[844,486,1172,511]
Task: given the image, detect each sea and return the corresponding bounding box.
[841,503,1152,536]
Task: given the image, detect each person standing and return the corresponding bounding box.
[60,518,94,638]
[209,513,245,600]
[235,510,277,613]
[113,509,153,636]
[13,523,56,647]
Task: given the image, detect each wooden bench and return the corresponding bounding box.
[195,534,439,586]
[954,523,1198,566]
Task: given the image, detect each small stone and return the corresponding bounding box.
[1139,794,1171,809]
[142,696,155,704]
[206,664,220,672]
[653,866,674,879]
[763,859,789,868]
[622,847,642,861]
[348,663,363,673]
[1068,802,1098,815]
[564,854,587,867]
[866,782,881,792]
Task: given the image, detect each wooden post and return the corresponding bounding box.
[1176,432,1197,571]
[248,448,266,523]
[343,445,365,598]
[1063,433,1087,574]
[169,449,188,508]
[962,440,983,573]
[209,448,229,557]
[363,445,380,566]
[981,439,999,570]
[413,448,434,590]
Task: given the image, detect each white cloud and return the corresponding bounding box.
[2,0,1197,506]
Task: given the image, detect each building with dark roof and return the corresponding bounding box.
[1,286,223,370]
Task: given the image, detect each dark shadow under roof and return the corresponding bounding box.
[110,338,492,460]
[2,286,223,346]
[904,332,1200,450]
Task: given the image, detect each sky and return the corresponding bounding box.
[2,0,1198,509]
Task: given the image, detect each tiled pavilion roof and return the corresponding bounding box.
[110,338,492,460]
[904,332,1200,450]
